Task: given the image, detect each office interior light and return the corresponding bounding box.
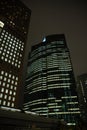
[0,21,4,28]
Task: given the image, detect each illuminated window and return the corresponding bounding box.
[9,56,12,59]
[0,93,3,98]
[4,77,7,81]
[4,95,7,99]
[7,51,10,54]
[7,102,10,106]
[10,91,12,95]
[0,21,4,28]
[8,60,11,63]
[11,103,14,107]
[15,82,18,85]
[16,77,18,81]
[6,54,8,58]
[1,71,4,75]
[11,85,13,89]
[18,65,20,68]
[2,52,5,56]
[0,76,3,80]
[5,89,8,94]
[7,84,9,88]
[1,56,4,60]
[14,87,17,90]
[4,48,7,52]
[3,101,6,106]
[19,61,21,64]
[15,63,17,66]
[2,82,5,87]
[1,47,3,50]
[13,92,16,96]
[5,58,8,62]
[8,96,11,100]
[5,73,8,76]
[12,62,14,65]
[9,74,11,78]
[5,34,7,37]
[12,76,15,79]
[0,81,2,85]
[12,97,15,101]
[11,81,14,84]
[8,79,10,83]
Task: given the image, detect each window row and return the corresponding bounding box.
[0,80,18,86]
[0,100,14,107]
[1,71,18,80]
[0,93,15,101]
[0,88,16,96]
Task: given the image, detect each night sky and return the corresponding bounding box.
[22,0,87,79]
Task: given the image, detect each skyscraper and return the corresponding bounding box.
[0,0,31,108]
[77,74,87,122]
[23,34,80,125]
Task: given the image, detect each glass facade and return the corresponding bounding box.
[24,34,80,125]
[0,0,31,108]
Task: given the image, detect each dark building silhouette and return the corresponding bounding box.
[0,0,31,108]
[77,73,87,122]
[24,34,80,125]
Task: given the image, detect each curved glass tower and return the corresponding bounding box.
[24,34,80,125]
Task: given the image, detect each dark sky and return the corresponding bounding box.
[22,0,87,79]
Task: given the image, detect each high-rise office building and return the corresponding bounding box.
[24,34,80,125]
[0,0,31,108]
[77,74,87,122]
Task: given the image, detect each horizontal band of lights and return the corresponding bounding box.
[47,103,58,106]
[32,107,48,111]
[41,111,80,116]
[27,81,71,87]
[0,21,4,28]
[24,111,38,115]
[48,111,80,115]
[35,110,48,113]
[29,101,46,106]
[31,51,69,60]
[48,106,62,108]
[29,99,47,105]
[26,73,70,81]
[28,99,47,104]
[31,87,47,92]
[61,96,77,99]
[29,85,70,93]
[29,89,46,94]
[68,108,80,111]
[47,86,70,90]
[41,113,47,116]
[32,106,62,111]
[28,83,71,90]
[48,83,71,86]
[29,86,70,94]
[67,102,78,105]
[67,123,76,126]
